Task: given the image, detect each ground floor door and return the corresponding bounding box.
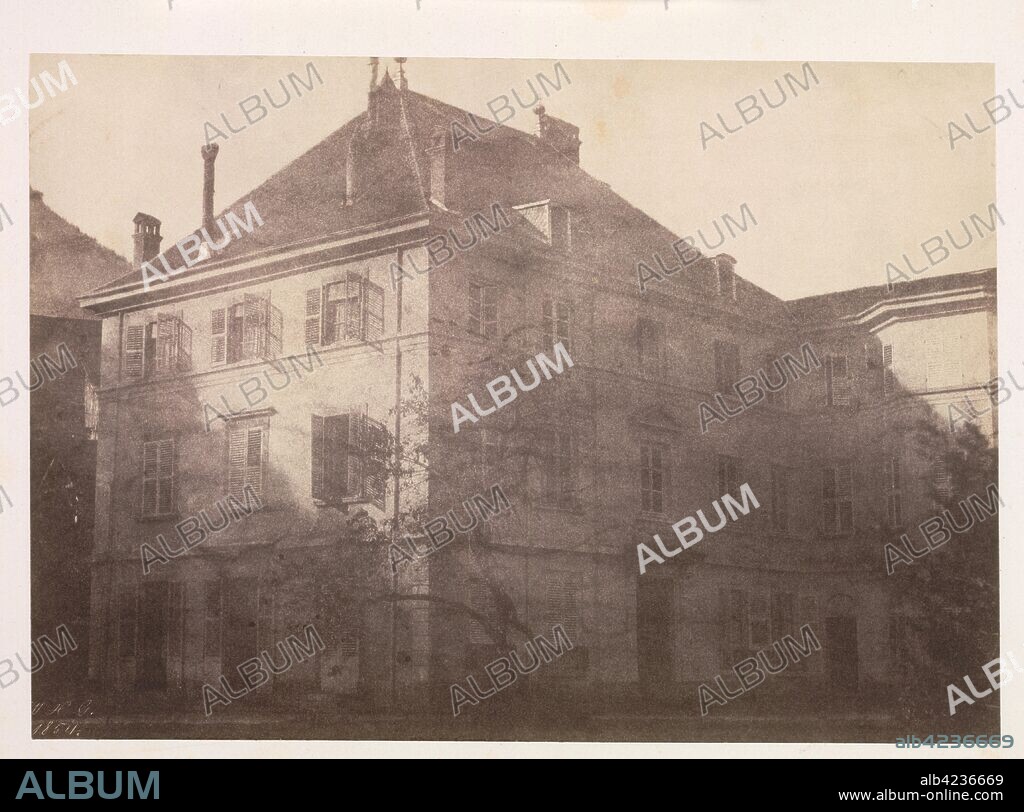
[137,581,167,689]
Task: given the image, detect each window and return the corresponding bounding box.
[469,284,498,338]
[770,465,789,532]
[638,318,664,373]
[884,452,903,527]
[141,438,175,518]
[228,425,266,503]
[825,354,850,406]
[717,259,737,301]
[305,272,384,347]
[540,430,575,509]
[118,587,137,659]
[123,313,192,380]
[542,299,572,354]
[204,581,222,659]
[211,294,282,365]
[467,580,498,646]
[513,201,572,250]
[717,455,740,499]
[640,443,669,514]
[83,379,99,440]
[822,461,854,534]
[310,412,388,508]
[882,343,895,396]
[925,332,964,389]
[714,341,740,392]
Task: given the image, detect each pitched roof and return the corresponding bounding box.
[30,191,132,319]
[85,75,793,325]
[785,267,997,324]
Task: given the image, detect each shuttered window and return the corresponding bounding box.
[469,285,499,338]
[640,442,668,514]
[215,294,282,365]
[542,578,581,646]
[826,354,851,406]
[539,431,575,509]
[882,343,895,396]
[228,425,265,502]
[823,460,854,534]
[123,325,145,379]
[316,272,385,347]
[542,299,572,354]
[310,412,388,508]
[141,438,175,518]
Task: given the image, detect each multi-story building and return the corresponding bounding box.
[78,64,997,731]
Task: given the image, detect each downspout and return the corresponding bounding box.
[390,248,404,708]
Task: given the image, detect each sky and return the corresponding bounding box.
[29,55,996,300]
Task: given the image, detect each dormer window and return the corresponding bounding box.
[513,200,572,251]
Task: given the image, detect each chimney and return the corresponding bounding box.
[534,105,581,165]
[426,126,451,207]
[132,213,162,269]
[201,143,220,233]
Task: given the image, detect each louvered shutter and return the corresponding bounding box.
[345,274,363,340]
[363,416,387,507]
[245,427,264,499]
[305,288,322,346]
[882,344,894,395]
[364,280,384,345]
[157,439,174,515]
[124,325,145,379]
[268,304,283,359]
[468,580,496,644]
[142,440,159,516]
[242,294,266,360]
[346,413,364,498]
[311,414,325,501]
[211,309,226,365]
[228,428,247,499]
[156,314,177,374]
[178,320,192,372]
[832,355,851,406]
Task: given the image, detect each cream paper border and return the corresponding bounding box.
[1,0,1021,760]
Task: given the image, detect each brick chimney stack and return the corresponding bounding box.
[534,105,581,165]
[201,143,220,234]
[132,213,162,270]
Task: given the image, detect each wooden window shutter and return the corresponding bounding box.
[311,414,326,501]
[228,427,247,499]
[245,427,264,499]
[156,313,177,374]
[364,280,385,345]
[268,303,283,359]
[157,438,175,515]
[363,416,387,507]
[142,440,159,517]
[305,288,322,346]
[346,413,364,498]
[242,293,266,360]
[345,273,363,340]
[124,325,145,379]
[882,343,894,395]
[178,320,192,372]
[211,308,226,365]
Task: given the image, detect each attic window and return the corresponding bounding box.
[512,200,572,251]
